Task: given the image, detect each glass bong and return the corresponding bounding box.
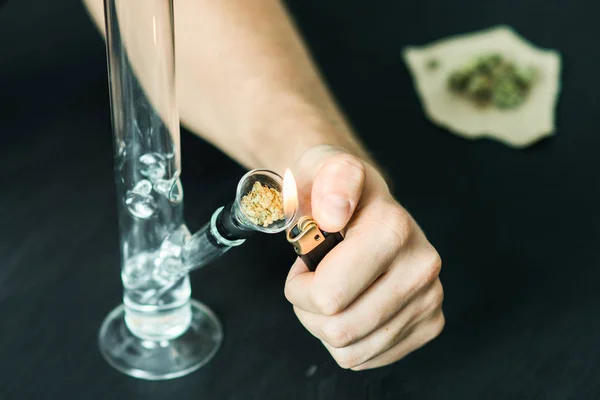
[98,0,295,380]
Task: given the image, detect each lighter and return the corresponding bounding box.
[286,216,344,271]
[282,169,344,271]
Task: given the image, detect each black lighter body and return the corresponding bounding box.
[286,216,344,271]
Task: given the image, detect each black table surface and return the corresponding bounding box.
[2,0,600,399]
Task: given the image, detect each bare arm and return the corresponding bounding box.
[84,0,368,171]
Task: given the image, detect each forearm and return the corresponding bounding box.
[84,0,370,172]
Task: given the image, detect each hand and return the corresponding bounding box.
[285,145,444,370]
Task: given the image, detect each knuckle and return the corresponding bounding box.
[429,248,443,275]
[430,311,445,340]
[322,319,354,348]
[427,280,445,312]
[330,153,366,177]
[311,288,344,316]
[283,284,293,303]
[381,206,414,250]
[420,311,445,346]
[418,246,442,286]
[331,348,363,370]
[411,281,444,322]
[413,312,445,349]
[320,153,366,194]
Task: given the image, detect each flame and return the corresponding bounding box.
[282,168,298,222]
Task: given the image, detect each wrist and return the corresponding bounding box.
[244,97,371,173]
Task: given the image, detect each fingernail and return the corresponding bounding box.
[320,194,350,229]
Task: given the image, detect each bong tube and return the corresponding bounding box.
[105,0,296,309]
[105,0,194,325]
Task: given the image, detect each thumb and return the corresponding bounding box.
[311,153,366,232]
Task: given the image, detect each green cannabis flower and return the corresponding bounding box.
[447,52,537,110]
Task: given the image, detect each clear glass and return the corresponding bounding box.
[231,169,293,233]
[143,169,297,302]
[181,169,295,269]
[98,0,222,380]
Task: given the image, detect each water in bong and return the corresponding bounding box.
[120,152,192,341]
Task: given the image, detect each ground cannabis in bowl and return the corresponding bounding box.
[240,181,284,228]
[447,53,537,110]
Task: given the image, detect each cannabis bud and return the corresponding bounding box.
[240,181,284,228]
[447,52,537,110]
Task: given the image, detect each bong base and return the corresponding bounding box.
[98,299,223,380]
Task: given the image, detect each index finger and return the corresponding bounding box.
[284,220,399,315]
